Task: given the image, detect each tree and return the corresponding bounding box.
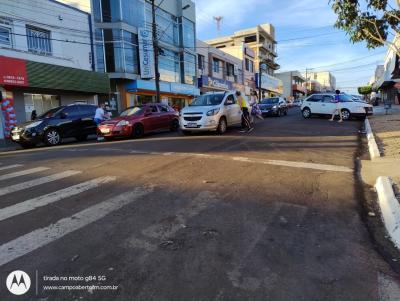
[331,0,400,54]
[358,85,373,95]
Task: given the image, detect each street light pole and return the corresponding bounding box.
[151,0,161,103]
[258,62,263,101]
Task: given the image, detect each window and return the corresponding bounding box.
[245,58,254,72]
[62,106,81,117]
[158,105,168,113]
[123,30,139,74]
[244,35,257,43]
[95,29,105,72]
[182,18,195,48]
[322,95,333,102]
[145,3,179,46]
[198,55,205,70]
[0,26,11,46]
[308,95,323,102]
[213,58,220,73]
[103,29,123,72]
[183,52,196,84]
[159,49,180,82]
[226,63,235,77]
[80,105,96,115]
[225,95,235,105]
[100,0,121,22]
[26,26,51,54]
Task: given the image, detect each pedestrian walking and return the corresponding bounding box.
[237,91,253,133]
[330,90,343,123]
[250,91,263,120]
[94,103,109,141]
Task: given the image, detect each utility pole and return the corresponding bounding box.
[151,0,161,103]
[305,68,308,97]
[258,61,263,101]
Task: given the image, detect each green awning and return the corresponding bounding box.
[26,61,110,94]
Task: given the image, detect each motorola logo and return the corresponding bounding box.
[6,270,31,295]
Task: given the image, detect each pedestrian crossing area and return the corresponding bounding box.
[0,162,152,267]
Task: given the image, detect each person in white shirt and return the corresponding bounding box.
[94,104,106,125]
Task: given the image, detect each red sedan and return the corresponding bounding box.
[97,103,179,140]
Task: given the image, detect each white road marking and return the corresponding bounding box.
[130,150,352,173]
[0,176,116,221]
[0,187,153,267]
[0,170,81,197]
[0,167,49,181]
[0,164,23,171]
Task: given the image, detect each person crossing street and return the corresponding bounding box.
[236,91,253,133]
[330,90,343,123]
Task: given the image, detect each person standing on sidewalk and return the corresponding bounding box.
[330,90,343,123]
[237,91,253,133]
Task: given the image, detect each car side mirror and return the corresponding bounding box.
[225,100,233,106]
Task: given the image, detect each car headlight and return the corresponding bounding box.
[116,120,130,126]
[206,108,220,116]
[25,121,43,129]
[272,105,278,110]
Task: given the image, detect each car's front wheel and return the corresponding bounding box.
[132,123,144,138]
[341,109,351,120]
[302,107,311,119]
[44,128,61,146]
[170,119,179,132]
[217,117,227,134]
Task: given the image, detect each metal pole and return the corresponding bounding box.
[259,62,262,101]
[305,68,308,97]
[151,0,161,103]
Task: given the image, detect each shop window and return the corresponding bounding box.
[183,52,196,85]
[182,18,195,48]
[24,94,60,121]
[213,58,220,73]
[159,49,180,83]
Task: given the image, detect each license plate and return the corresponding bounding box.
[100,128,110,134]
[187,122,197,128]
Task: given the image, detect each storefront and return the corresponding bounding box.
[0,56,110,139]
[198,76,234,94]
[125,79,200,111]
[255,73,283,98]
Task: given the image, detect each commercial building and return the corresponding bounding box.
[373,36,400,105]
[0,0,110,140]
[92,0,199,111]
[303,71,336,92]
[206,23,281,97]
[275,71,306,100]
[196,40,243,94]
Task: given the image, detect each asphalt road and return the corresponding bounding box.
[0,108,399,301]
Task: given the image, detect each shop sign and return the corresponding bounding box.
[138,28,155,79]
[256,73,283,94]
[200,76,233,91]
[0,56,28,86]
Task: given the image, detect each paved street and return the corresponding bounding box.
[0,108,399,300]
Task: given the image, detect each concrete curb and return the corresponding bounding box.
[365,118,381,160]
[375,176,400,249]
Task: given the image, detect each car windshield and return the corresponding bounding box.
[261,98,279,104]
[38,107,64,119]
[120,107,144,116]
[190,94,224,106]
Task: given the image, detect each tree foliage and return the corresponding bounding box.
[358,85,373,94]
[331,0,400,52]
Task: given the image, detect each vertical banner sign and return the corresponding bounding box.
[1,96,17,139]
[138,28,155,79]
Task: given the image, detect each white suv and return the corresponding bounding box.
[301,93,373,120]
[180,92,242,134]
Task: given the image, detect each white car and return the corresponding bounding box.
[301,93,373,120]
[180,92,242,134]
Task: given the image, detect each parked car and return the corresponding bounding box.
[301,93,373,120]
[11,104,97,148]
[97,103,179,140]
[180,92,242,135]
[259,97,288,117]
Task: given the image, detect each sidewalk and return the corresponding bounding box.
[362,106,400,190]
[0,139,20,152]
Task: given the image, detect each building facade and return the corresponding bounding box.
[0,0,109,140]
[303,71,336,92]
[196,40,243,94]
[206,23,281,97]
[275,71,306,100]
[92,0,199,111]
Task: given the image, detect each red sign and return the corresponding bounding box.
[0,56,28,86]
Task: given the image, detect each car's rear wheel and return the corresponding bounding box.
[75,134,87,142]
[170,119,179,132]
[44,129,61,146]
[341,109,351,120]
[132,123,144,138]
[302,107,311,119]
[217,117,227,134]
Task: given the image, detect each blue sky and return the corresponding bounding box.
[195,0,388,93]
